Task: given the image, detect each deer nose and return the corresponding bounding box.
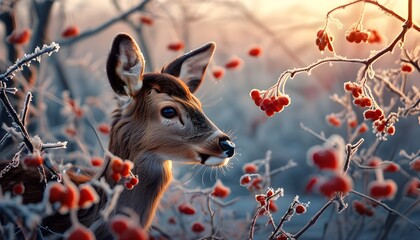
[219,138,235,158]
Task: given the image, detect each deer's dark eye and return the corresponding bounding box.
[161,107,177,119]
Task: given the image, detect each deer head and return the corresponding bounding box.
[104,33,235,229]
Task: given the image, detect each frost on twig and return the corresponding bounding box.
[0,42,60,81]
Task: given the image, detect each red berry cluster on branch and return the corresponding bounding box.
[250,89,290,117]
[367,29,382,44]
[352,200,374,217]
[110,157,134,183]
[315,29,334,52]
[344,81,363,98]
[346,28,370,43]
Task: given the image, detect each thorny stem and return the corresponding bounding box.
[269,201,297,239]
[249,206,263,240]
[292,199,335,239]
[350,190,420,231]
[21,92,32,127]
[0,88,34,153]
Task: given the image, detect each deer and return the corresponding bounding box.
[0,33,235,238]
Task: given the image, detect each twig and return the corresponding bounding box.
[0,43,60,81]
[350,190,420,231]
[58,0,152,46]
[292,199,335,239]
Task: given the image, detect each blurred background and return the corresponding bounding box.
[0,0,419,239]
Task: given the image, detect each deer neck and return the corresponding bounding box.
[115,152,173,229]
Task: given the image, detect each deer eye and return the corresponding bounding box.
[161,107,177,119]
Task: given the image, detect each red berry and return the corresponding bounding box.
[178,203,196,215]
[64,225,95,240]
[125,182,134,190]
[352,200,366,215]
[61,183,79,211]
[212,66,225,80]
[12,182,25,195]
[410,157,420,171]
[309,146,341,171]
[295,204,306,214]
[255,194,266,206]
[319,174,353,198]
[240,175,251,185]
[248,46,263,57]
[167,42,184,51]
[211,180,230,198]
[243,163,258,173]
[383,162,400,172]
[62,26,80,38]
[326,114,342,127]
[387,125,395,135]
[368,179,398,200]
[112,172,122,182]
[225,57,243,69]
[91,157,103,167]
[401,64,413,73]
[250,89,261,100]
[121,161,133,177]
[22,154,44,168]
[191,222,205,233]
[6,28,32,45]
[368,157,382,167]
[248,177,263,191]
[98,123,110,134]
[405,178,420,196]
[111,158,124,173]
[358,123,369,134]
[348,118,358,128]
[305,177,318,193]
[48,182,65,204]
[130,177,139,186]
[78,184,99,208]
[268,200,278,212]
[139,15,153,25]
[110,215,130,235]
[367,29,382,44]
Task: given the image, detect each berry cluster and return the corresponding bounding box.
[319,174,353,198]
[352,200,374,217]
[110,157,134,183]
[373,118,395,135]
[401,63,414,73]
[345,29,370,43]
[250,89,290,117]
[353,96,372,108]
[315,29,334,52]
[110,215,147,240]
[308,146,342,171]
[47,182,99,214]
[255,188,281,215]
[344,81,363,98]
[363,108,383,121]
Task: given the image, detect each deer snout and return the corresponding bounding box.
[219,137,235,158]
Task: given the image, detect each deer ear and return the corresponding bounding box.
[162,42,215,93]
[106,33,145,96]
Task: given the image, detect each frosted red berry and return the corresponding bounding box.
[243,163,258,173]
[319,174,353,198]
[368,179,397,200]
[64,225,94,240]
[211,180,230,198]
[240,175,251,185]
[62,26,80,38]
[191,222,205,233]
[12,182,25,195]
[295,204,306,214]
[167,42,184,51]
[178,203,196,215]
